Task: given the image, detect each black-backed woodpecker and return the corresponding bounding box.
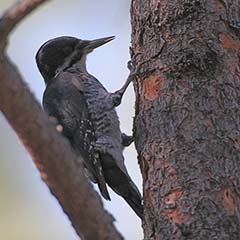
[36,36,143,218]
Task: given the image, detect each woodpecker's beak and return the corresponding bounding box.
[87,36,115,51]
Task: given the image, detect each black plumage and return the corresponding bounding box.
[36,36,143,218]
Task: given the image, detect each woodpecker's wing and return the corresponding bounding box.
[42,72,110,200]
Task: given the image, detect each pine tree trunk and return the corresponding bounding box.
[131,0,240,239]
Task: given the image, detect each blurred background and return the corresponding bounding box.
[0,0,143,239]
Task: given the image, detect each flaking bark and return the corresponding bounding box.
[131,0,240,239]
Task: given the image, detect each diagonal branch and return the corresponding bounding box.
[0,0,48,36]
[0,1,123,239]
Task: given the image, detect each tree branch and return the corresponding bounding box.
[0,1,123,239]
[0,0,47,36]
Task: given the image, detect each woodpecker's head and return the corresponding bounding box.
[36,36,115,84]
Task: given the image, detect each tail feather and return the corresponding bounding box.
[122,188,143,219]
[93,152,111,200]
[100,153,143,218]
[97,177,111,201]
[109,178,143,219]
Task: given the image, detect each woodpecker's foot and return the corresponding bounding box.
[110,91,123,107]
[121,133,134,147]
[111,74,134,107]
[127,60,133,71]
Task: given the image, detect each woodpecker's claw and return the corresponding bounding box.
[111,92,123,107]
[121,133,134,147]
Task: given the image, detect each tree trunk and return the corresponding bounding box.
[131,0,240,239]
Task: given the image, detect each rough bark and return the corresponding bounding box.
[131,0,240,239]
[0,1,123,239]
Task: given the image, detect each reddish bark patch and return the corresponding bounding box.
[162,189,185,224]
[236,63,240,79]
[164,209,182,224]
[206,118,214,129]
[145,188,152,206]
[227,59,240,80]
[219,33,240,51]
[164,188,183,204]
[142,151,151,181]
[144,73,164,100]
[155,234,161,240]
[167,165,177,176]
[217,187,237,215]
[233,138,240,150]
